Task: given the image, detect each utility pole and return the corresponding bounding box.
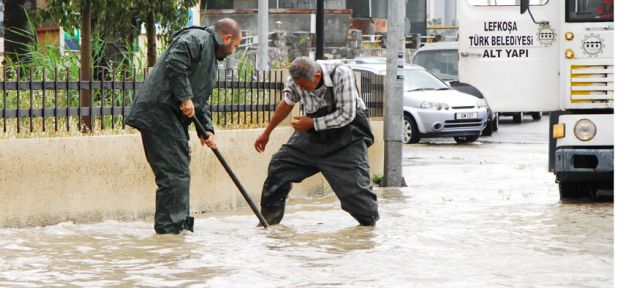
[315,0,324,60]
[257,0,269,71]
[384,0,405,187]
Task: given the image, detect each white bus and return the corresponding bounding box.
[458,0,614,199]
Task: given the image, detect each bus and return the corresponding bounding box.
[457,0,614,199]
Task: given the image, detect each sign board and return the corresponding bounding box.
[458,0,561,112]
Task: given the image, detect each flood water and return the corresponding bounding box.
[0,116,613,287]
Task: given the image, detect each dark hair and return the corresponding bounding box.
[213,18,241,38]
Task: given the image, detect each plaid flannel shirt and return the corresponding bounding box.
[282,61,367,131]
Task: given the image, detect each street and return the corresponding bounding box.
[0,116,613,287]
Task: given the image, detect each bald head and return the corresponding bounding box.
[213,18,241,38]
[213,18,242,61]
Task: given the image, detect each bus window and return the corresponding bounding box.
[468,0,548,6]
[566,0,613,22]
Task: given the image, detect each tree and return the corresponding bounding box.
[41,0,198,69]
[146,0,198,66]
[79,0,91,131]
[146,6,156,67]
[41,0,198,131]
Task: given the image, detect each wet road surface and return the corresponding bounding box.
[0,116,613,287]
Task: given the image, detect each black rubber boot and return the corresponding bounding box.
[155,228,181,235]
[183,216,194,233]
[357,216,378,226]
[260,206,285,225]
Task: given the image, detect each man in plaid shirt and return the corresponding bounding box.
[254,57,379,226]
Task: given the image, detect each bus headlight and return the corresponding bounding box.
[574,119,597,141]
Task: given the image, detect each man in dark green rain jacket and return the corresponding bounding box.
[126,18,241,234]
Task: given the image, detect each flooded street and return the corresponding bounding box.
[0,116,613,287]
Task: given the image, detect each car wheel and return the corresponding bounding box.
[492,113,499,131]
[559,181,593,200]
[453,135,479,144]
[403,114,420,144]
[531,112,542,121]
[481,120,493,136]
[513,112,523,124]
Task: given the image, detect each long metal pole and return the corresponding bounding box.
[257,0,269,71]
[191,116,270,229]
[384,0,405,187]
[315,0,324,60]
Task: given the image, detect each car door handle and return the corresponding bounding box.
[460,52,482,58]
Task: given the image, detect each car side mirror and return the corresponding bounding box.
[520,0,529,14]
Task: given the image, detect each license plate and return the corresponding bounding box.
[455,112,478,119]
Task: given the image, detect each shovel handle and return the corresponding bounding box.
[192,116,211,140]
[191,116,270,229]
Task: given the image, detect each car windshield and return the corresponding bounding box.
[412,49,459,81]
[404,69,450,91]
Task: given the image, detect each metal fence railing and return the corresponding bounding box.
[1,67,141,134]
[1,67,384,135]
[213,69,287,128]
[0,67,287,134]
[356,71,384,118]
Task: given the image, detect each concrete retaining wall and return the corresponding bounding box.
[0,122,383,228]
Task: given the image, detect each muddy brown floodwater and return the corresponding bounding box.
[0,116,613,287]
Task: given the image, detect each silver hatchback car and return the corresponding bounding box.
[350,63,489,144]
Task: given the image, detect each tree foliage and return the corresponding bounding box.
[40,0,198,66]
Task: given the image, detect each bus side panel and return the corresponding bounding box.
[458,0,562,112]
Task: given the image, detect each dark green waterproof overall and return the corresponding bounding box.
[125,26,221,234]
[260,81,380,226]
